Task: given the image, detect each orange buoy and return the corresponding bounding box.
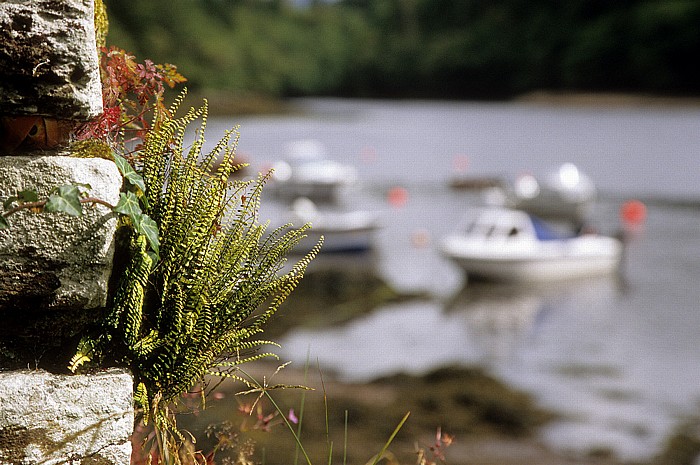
[620,200,647,227]
[387,186,409,208]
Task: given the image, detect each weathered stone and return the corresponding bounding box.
[0,369,133,465]
[0,155,120,370]
[0,0,103,120]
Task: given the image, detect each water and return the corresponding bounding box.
[202,99,700,462]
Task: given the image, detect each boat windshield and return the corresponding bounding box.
[529,215,572,241]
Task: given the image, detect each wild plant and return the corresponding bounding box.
[68,90,322,463]
[73,46,186,150]
[161,362,416,465]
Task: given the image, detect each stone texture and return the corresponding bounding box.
[0,369,133,465]
[0,155,121,370]
[0,0,103,120]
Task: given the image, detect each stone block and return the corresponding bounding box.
[0,369,133,465]
[0,155,121,370]
[0,0,103,120]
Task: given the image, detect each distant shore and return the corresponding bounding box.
[515,90,700,108]
[190,89,700,117]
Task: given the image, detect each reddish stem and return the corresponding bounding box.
[2,196,116,218]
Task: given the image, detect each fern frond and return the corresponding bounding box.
[68,335,101,372]
[134,382,150,423]
[91,93,320,443]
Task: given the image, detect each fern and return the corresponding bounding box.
[72,92,322,436]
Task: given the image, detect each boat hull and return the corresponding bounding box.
[296,226,378,254]
[441,235,623,282]
[289,206,381,255]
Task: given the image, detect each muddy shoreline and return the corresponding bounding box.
[180,360,642,465]
[174,270,696,464]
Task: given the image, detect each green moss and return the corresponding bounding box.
[94,0,109,50]
[70,139,114,160]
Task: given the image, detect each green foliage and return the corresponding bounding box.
[0,183,116,230]
[0,159,157,256]
[73,46,186,146]
[44,185,84,217]
[8,189,39,205]
[113,153,160,254]
[114,154,146,193]
[105,0,700,100]
[70,93,322,437]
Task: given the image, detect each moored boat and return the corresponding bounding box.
[269,139,358,204]
[288,197,381,254]
[485,163,597,224]
[439,207,623,282]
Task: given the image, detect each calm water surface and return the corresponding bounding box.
[205,99,700,462]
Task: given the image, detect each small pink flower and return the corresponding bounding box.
[288,408,298,424]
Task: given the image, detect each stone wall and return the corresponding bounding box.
[0,2,133,464]
[0,0,103,120]
[0,370,133,465]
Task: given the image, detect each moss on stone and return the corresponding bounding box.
[94,0,109,50]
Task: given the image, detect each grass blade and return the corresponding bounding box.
[294,351,311,465]
[263,390,314,465]
[369,412,410,465]
[343,410,348,465]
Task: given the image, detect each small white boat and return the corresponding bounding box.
[289,197,380,254]
[439,207,623,282]
[485,163,596,223]
[269,139,358,203]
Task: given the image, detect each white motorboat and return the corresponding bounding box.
[289,197,380,254]
[269,139,358,203]
[484,163,596,223]
[439,207,623,282]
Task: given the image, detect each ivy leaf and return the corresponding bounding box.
[4,190,40,210]
[0,216,10,229]
[133,213,160,257]
[114,154,146,193]
[45,185,83,217]
[18,190,39,202]
[3,196,19,210]
[113,192,159,256]
[113,191,142,217]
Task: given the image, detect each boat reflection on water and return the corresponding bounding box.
[444,282,544,363]
[298,246,380,276]
[287,197,382,256]
[266,250,405,341]
[443,276,624,365]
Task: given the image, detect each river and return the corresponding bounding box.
[201,98,700,462]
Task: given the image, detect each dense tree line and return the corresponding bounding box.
[105,0,700,100]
